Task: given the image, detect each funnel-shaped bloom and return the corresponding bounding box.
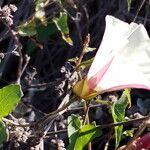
[73,15,150,99]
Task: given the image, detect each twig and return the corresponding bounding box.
[97,116,149,129]
[28,115,149,138]
[82,100,91,150]
[68,103,104,111]
[2,118,20,126]
[47,129,67,136]
[144,0,150,25]
[29,129,67,138]
[35,95,78,129]
[133,0,146,22]
[21,101,46,115]
[2,117,30,127]
[27,80,63,89]
[75,34,90,71]
[19,54,30,78]
[3,95,77,129]
[83,101,90,125]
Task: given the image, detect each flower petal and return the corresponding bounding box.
[87,15,150,93]
[92,54,150,93]
[87,15,130,80]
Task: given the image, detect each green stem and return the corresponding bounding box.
[83,101,91,150]
[83,101,90,125]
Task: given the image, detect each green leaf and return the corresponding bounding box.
[35,0,47,25]
[17,19,37,36]
[123,129,135,137]
[53,12,69,34]
[67,118,102,150]
[74,123,102,150]
[67,115,81,150]
[68,57,78,63]
[26,40,37,55]
[0,120,7,145]
[84,47,96,53]
[17,0,48,36]
[124,88,131,107]
[62,33,73,45]
[95,99,112,105]
[127,0,132,11]
[79,58,94,70]
[112,90,130,148]
[67,115,81,140]
[36,23,58,41]
[53,12,73,45]
[26,23,59,55]
[0,84,23,118]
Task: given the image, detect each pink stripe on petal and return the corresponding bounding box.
[88,58,113,89]
[100,84,150,93]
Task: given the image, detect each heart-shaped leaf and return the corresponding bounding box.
[67,115,102,150]
[0,84,23,118]
[112,90,130,148]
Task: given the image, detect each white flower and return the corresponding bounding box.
[73,15,150,99]
[87,15,150,93]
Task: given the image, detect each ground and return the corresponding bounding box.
[0,0,150,150]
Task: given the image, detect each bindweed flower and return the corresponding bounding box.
[130,132,150,150]
[73,15,150,100]
[118,132,150,150]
